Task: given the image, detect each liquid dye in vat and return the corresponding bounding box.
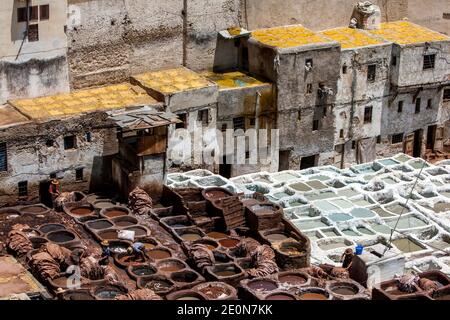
[386,216,427,229]
[322,229,340,237]
[294,219,328,230]
[395,154,411,163]
[273,192,290,199]
[370,223,391,234]
[385,203,409,215]
[382,177,397,185]
[331,199,354,209]
[327,212,353,222]
[341,229,359,237]
[356,227,375,235]
[350,208,375,218]
[305,191,336,201]
[336,189,358,197]
[309,175,330,181]
[318,239,348,250]
[351,198,372,207]
[306,180,328,190]
[272,173,298,182]
[409,160,428,169]
[367,207,392,217]
[289,182,312,192]
[379,159,399,166]
[314,200,339,212]
[392,238,425,253]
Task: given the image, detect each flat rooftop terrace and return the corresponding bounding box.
[320,27,387,49]
[203,71,269,89]
[0,104,29,128]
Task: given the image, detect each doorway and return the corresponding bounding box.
[39,180,53,208]
[300,154,317,170]
[219,156,232,178]
[279,150,290,171]
[413,129,423,157]
[426,125,437,150]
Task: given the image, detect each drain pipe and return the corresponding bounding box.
[255,91,261,131]
[347,52,359,165]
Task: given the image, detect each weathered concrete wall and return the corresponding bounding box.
[407,0,450,35]
[0,113,118,206]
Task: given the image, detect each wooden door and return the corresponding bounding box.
[404,133,414,156]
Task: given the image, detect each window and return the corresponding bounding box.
[342,65,347,74]
[397,101,403,113]
[306,83,312,94]
[297,110,301,121]
[221,124,227,132]
[305,58,313,69]
[18,181,28,197]
[444,89,450,101]
[392,133,404,144]
[0,143,7,172]
[339,129,344,139]
[176,113,187,129]
[40,5,50,20]
[64,136,76,150]
[17,7,28,22]
[351,141,356,149]
[423,54,436,70]
[85,132,92,142]
[392,56,397,66]
[367,64,376,82]
[198,109,209,126]
[233,117,245,130]
[364,106,373,123]
[249,117,256,127]
[75,168,83,181]
[415,98,421,114]
[312,120,319,131]
[29,6,39,20]
[28,24,39,42]
[46,139,54,147]
[427,99,432,109]
[376,135,381,144]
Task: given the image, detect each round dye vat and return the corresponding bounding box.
[98,229,119,240]
[124,226,148,237]
[46,230,76,243]
[157,259,185,272]
[70,207,93,217]
[279,274,307,286]
[21,205,47,214]
[248,280,278,292]
[219,238,240,248]
[0,209,21,220]
[265,293,296,300]
[328,212,353,222]
[180,233,202,241]
[86,219,114,230]
[93,286,125,300]
[117,254,146,265]
[114,220,136,227]
[298,292,328,300]
[130,265,156,277]
[195,283,234,300]
[95,201,116,209]
[62,290,95,300]
[103,210,127,218]
[329,282,360,297]
[109,241,129,254]
[171,270,199,283]
[147,248,171,260]
[177,297,200,300]
[266,233,288,242]
[39,223,65,234]
[434,202,450,213]
[207,231,228,239]
[193,239,218,251]
[279,242,302,256]
[211,264,240,277]
[350,208,375,219]
[140,277,173,293]
[204,190,229,200]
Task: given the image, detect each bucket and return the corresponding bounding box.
[355,245,364,255]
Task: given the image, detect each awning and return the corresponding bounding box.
[107,107,181,131]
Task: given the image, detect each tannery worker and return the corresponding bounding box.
[49,179,61,199]
[127,242,147,261]
[341,248,354,269]
[99,240,111,265]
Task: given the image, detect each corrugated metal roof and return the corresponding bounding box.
[108,107,181,130]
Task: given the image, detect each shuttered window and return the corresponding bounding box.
[0,143,7,172]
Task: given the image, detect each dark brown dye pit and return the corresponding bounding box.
[22,206,46,213]
[266,233,288,242]
[214,269,237,277]
[266,294,295,300]
[144,280,172,292]
[219,238,240,248]
[171,271,199,283]
[39,224,65,234]
[248,280,278,292]
[63,291,95,300]
[158,260,185,272]
[207,232,228,239]
[131,266,156,276]
[125,227,147,236]
[332,286,357,296]
[47,231,75,243]
[177,296,200,300]
[98,230,119,240]
[148,249,171,260]
[115,221,135,227]
[118,255,146,264]
[87,220,113,230]
[181,233,202,241]
[298,293,328,300]
[204,190,228,199]
[198,286,228,299]
[279,275,307,285]
[104,210,127,218]
[70,207,93,216]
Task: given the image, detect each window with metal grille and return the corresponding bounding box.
[397,101,403,113]
[312,119,319,131]
[423,54,436,70]
[221,123,227,132]
[28,24,39,42]
[392,133,404,144]
[233,117,245,130]
[29,6,39,20]
[18,181,28,197]
[64,135,76,150]
[415,98,421,114]
[40,5,50,20]
[367,64,376,82]
[176,113,187,129]
[443,89,450,101]
[85,132,92,142]
[0,143,6,172]
[427,99,432,109]
[197,109,209,126]
[17,7,28,22]
[364,106,373,123]
[76,168,83,181]
[306,83,312,94]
